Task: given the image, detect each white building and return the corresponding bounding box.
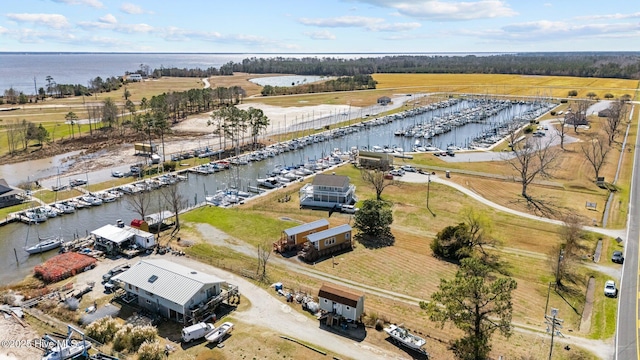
[114,259,226,323]
[318,283,364,322]
[127,73,143,82]
[92,222,155,255]
[299,174,357,209]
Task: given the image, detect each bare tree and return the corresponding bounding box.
[162,184,186,231]
[127,190,152,219]
[552,214,585,287]
[256,243,271,282]
[580,134,611,182]
[462,207,496,257]
[360,168,397,201]
[5,120,21,155]
[504,130,560,208]
[556,116,569,150]
[604,100,627,145]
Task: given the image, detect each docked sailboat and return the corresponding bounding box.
[25,235,64,255]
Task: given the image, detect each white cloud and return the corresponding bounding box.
[77,19,153,33]
[576,12,640,21]
[355,0,517,20]
[51,0,104,8]
[120,3,152,15]
[6,13,70,29]
[99,14,118,24]
[299,16,419,32]
[305,30,336,40]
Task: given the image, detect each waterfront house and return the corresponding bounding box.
[298,224,353,262]
[299,174,357,209]
[357,151,393,171]
[114,259,229,324]
[318,283,364,322]
[0,179,23,209]
[126,73,143,82]
[92,221,156,256]
[273,218,330,253]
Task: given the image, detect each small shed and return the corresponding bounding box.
[377,96,391,106]
[306,224,352,252]
[274,218,330,252]
[92,222,156,255]
[318,283,364,322]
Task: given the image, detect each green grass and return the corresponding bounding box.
[181,206,296,247]
[589,274,619,339]
[0,201,38,219]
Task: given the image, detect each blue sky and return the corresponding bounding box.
[0,0,638,52]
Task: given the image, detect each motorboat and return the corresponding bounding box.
[25,235,64,255]
[257,177,280,189]
[52,202,75,214]
[94,191,117,203]
[384,324,427,354]
[41,338,91,360]
[80,195,103,206]
[20,210,48,224]
[205,322,234,343]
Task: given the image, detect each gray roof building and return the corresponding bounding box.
[283,219,330,237]
[307,224,352,244]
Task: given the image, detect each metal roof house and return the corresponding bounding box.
[273,218,330,253]
[114,259,235,324]
[0,178,23,209]
[298,224,353,262]
[91,222,156,256]
[299,174,357,209]
[318,283,364,322]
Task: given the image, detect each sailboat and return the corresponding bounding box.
[24,225,64,255]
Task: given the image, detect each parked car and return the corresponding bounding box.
[102,263,131,283]
[401,165,416,172]
[611,250,624,264]
[604,280,618,297]
[341,205,359,214]
[389,169,405,176]
[182,322,215,343]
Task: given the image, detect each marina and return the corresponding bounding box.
[0,96,554,284]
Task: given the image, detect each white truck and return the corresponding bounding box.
[181,322,215,343]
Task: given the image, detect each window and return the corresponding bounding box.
[324,299,328,303]
[146,299,152,305]
[346,306,350,310]
[324,237,336,246]
[345,232,350,240]
[128,284,132,290]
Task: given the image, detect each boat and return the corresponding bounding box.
[80,195,103,206]
[42,339,91,360]
[205,322,234,343]
[25,235,64,254]
[256,177,280,189]
[20,210,48,224]
[383,324,427,354]
[52,202,75,214]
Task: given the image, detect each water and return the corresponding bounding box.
[0,52,510,95]
[249,75,330,87]
[0,99,549,285]
[0,150,82,186]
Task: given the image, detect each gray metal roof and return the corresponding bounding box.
[283,219,330,237]
[144,210,175,224]
[114,259,224,306]
[312,174,350,188]
[91,224,134,244]
[306,224,352,243]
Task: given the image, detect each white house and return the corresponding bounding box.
[318,283,364,322]
[299,174,357,209]
[114,259,226,323]
[92,221,155,255]
[127,73,143,82]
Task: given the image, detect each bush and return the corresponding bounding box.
[138,340,164,360]
[113,324,158,353]
[604,93,614,99]
[560,99,568,103]
[86,317,119,344]
[523,125,534,134]
[568,90,578,97]
[550,111,556,116]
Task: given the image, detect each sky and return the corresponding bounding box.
[0,0,638,53]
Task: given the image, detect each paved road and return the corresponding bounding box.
[617,105,639,360]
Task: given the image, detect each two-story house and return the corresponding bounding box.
[299,174,357,209]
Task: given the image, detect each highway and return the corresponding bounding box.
[617,105,639,360]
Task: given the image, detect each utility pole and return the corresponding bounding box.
[555,248,564,289]
[545,308,564,360]
[426,172,431,209]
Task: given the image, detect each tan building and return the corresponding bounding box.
[273,218,330,253]
[358,151,393,171]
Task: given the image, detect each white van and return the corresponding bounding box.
[181,322,215,343]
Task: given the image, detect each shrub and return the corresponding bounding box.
[568,90,578,97]
[550,111,556,116]
[138,340,164,360]
[86,317,119,343]
[523,125,534,134]
[375,319,384,331]
[560,99,568,103]
[113,324,156,352]
[604,93,614,99]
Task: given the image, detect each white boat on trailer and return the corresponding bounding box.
[384,324,428,355]
[205,322,234,343]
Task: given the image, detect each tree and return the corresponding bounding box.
[246,107,269,150]
[552,214,585,287]
[102,97,119,128]
[256,243,271,282]
[65,112,78,139]
[604,93,614,99]
[567,90,578,97]
[360,168,396,200]
[125,99,136,123]
[123,87,131,100]
[127,190,152,219]
[34,124,49,146]
[353,199,394,248]
[586,92,597,99]
[5,120,21,155]
[572,101,589,133]
[504,130,560,211]
[604,100,627,145]
[430,223,472,260]
[161,184,186,230]
[555,115,568,150]
[421,257,517,360]
[580,134,611,182]
[45,76,54,97]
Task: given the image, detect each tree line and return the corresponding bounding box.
[260,75,377,96]
[229,53,640,79]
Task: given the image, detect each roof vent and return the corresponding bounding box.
[190,271,197,274]
[148,275,158,283]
